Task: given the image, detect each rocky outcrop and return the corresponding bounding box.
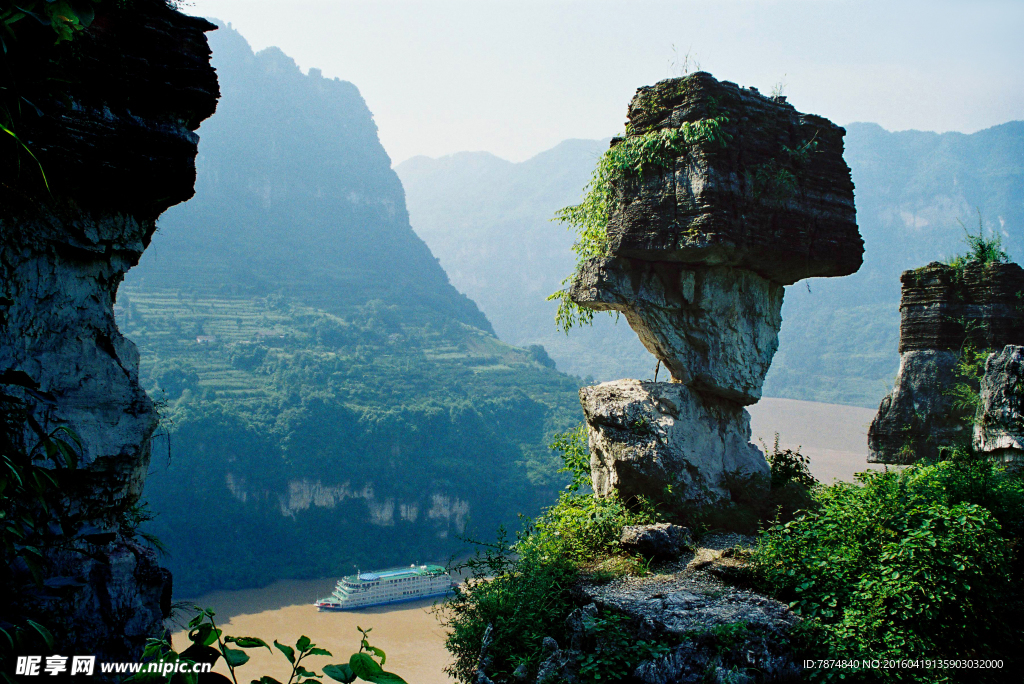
[974,345,1024,467]
[571,259,783,404]
[580,380,768,504]
[869,262,1024,463]
[620,523,692,561]
[497,536,801,684]
[607,72,860,285]
[897,262,1024,353]
[0,0,217,664]
[572,72,860,501]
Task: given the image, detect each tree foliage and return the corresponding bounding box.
[752,450,1024,682]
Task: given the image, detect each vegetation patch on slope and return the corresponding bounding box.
[119,287,581,596]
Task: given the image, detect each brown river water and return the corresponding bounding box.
[172,578,454,683]
[169,397,876,682]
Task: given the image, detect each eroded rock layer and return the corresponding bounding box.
[0,0,217,663]
[898,262,1024,353]
[975,345,1024,466]
[579,380,768,504]
[870,262,1024,464]
[608,72,861,285]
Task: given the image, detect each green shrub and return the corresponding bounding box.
[946,210,1009,269]
[440,426,659,682]
[752,452,1024,682]
[576,613,672,684]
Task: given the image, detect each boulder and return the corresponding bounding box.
[604,72,861,285]
[571,258,783,403]
[579,380,767,503]
[620,523,693,560]
[974,345,1024,467]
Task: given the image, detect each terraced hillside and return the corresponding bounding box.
[121,286,579,595]
[119,25,582,597]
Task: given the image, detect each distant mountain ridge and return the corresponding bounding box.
[131,22,491,333]
[397,120,1024,407]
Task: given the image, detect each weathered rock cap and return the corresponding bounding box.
[975,345,1024,467]
[605,71,861,285]
[620,523,693,560]
[898,261,1024,353]
[570,256,783,403]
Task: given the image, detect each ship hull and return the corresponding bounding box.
[315,588,452,612]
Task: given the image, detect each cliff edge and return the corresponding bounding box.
[0,0,218,662]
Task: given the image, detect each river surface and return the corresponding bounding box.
[168,397,875,682]
[172,578,454,683]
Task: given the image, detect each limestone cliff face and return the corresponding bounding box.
[869,261,1024,463]
[571,72,860,502]
[0,0,218,661]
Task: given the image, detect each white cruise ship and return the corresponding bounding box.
[314,564,452,611]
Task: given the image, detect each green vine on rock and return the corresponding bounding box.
[548,116,730,334]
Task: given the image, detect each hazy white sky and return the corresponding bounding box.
[185,0,1023,165]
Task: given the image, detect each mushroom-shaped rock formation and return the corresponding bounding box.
[0,0,218,661]
[974,345,1024,468]
[869,262,1024,464]
[567,72,861,503]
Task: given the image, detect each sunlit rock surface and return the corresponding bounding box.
[571,258,782,403]
[0,0,218,663]
[975,345,1024,467]
[580,380,767,504]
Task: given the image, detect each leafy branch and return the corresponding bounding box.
[130,609,408,684]
[548,117,730,333]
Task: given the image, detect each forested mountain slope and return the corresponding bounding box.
[398,121,1024,407]
[120,25,579,596]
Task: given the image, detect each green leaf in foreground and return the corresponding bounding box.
[222,646,250,668]
[273,640,295,664]
[348,653,408,684]
[322,664,356,684]
[226,636,272,651]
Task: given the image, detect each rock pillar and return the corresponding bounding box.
[868,261,1024,463]
[570,72,861,503]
